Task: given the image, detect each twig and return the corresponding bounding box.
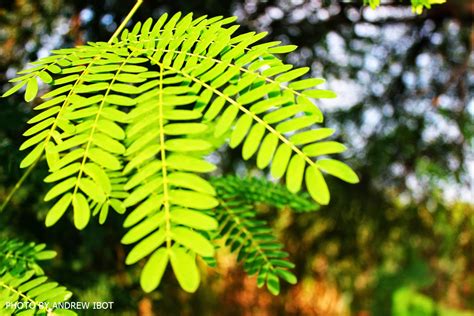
[0,159,39,213]
[108,0,144,44]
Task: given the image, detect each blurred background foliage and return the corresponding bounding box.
[0,0,473,315]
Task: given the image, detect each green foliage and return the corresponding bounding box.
[211,176,317,295]
[2,12,358,294]
[363,0,446,13]
[392,287,474,316]
[0,240,56,276]
[211,175,317,212]
[0,239,75,316]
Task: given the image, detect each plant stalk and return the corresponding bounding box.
[108,0,144,44]
[0,160,39,213]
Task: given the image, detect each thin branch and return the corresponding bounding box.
[108,0,144,44]
[0,159,39,213]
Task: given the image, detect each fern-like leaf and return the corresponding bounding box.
[211,176,318,212]
[0,239,75,316]
[119,62,219,292]
[211,176,314,295]
[4,11,359,294]
[0,240,56,277]
[119,13,360,205]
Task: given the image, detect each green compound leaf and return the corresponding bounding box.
[210,176,310,295]
[0,239,76,315]
[4,11,358,296]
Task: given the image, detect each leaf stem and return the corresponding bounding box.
[0,159,39,213]
[157,64,172,249]
[217,198,275,272]
[0,281,45,311]
[108,0,144,44]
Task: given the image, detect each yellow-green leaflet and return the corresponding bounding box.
[169,190,218,209]
[78,178,106,202]
[305,165,330,205]
[164,123,208,135]
[303,141,347,157]
[165,139,212,152]
[88,148,122,170]
[25,78,38,102]
[20,143,44,169]
[123,195,164,228]
[124,177,163,207]
[214,105,239,137]
[288,78,326,90]
[105,94,137,106]
[230,114,252,148]
[242,124,265,160]
[23,118,55,136]
[303,89,337,99]
[72,193,90,230]
[44,177,76,201]
[167,172,216,195]
[316,159,360,183]
[171,226,215,257]
[96,119,126,140]
[170,208,218,230]
[275,67,309,83]
[121,212,165,245]
[170,246,200,293]
[83,163,112,194]
[45,193,72,227]
[271,145,292,179]
[286,155,305,193]
[125,161,162,190]
[125,229,166,265]
[140,248,168,293]
[44,163,81,183]
[2,81,26,98]
[257,134,279,169]
[92,133,126,154]
[289,128,335,145]
[167,155,216,173]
